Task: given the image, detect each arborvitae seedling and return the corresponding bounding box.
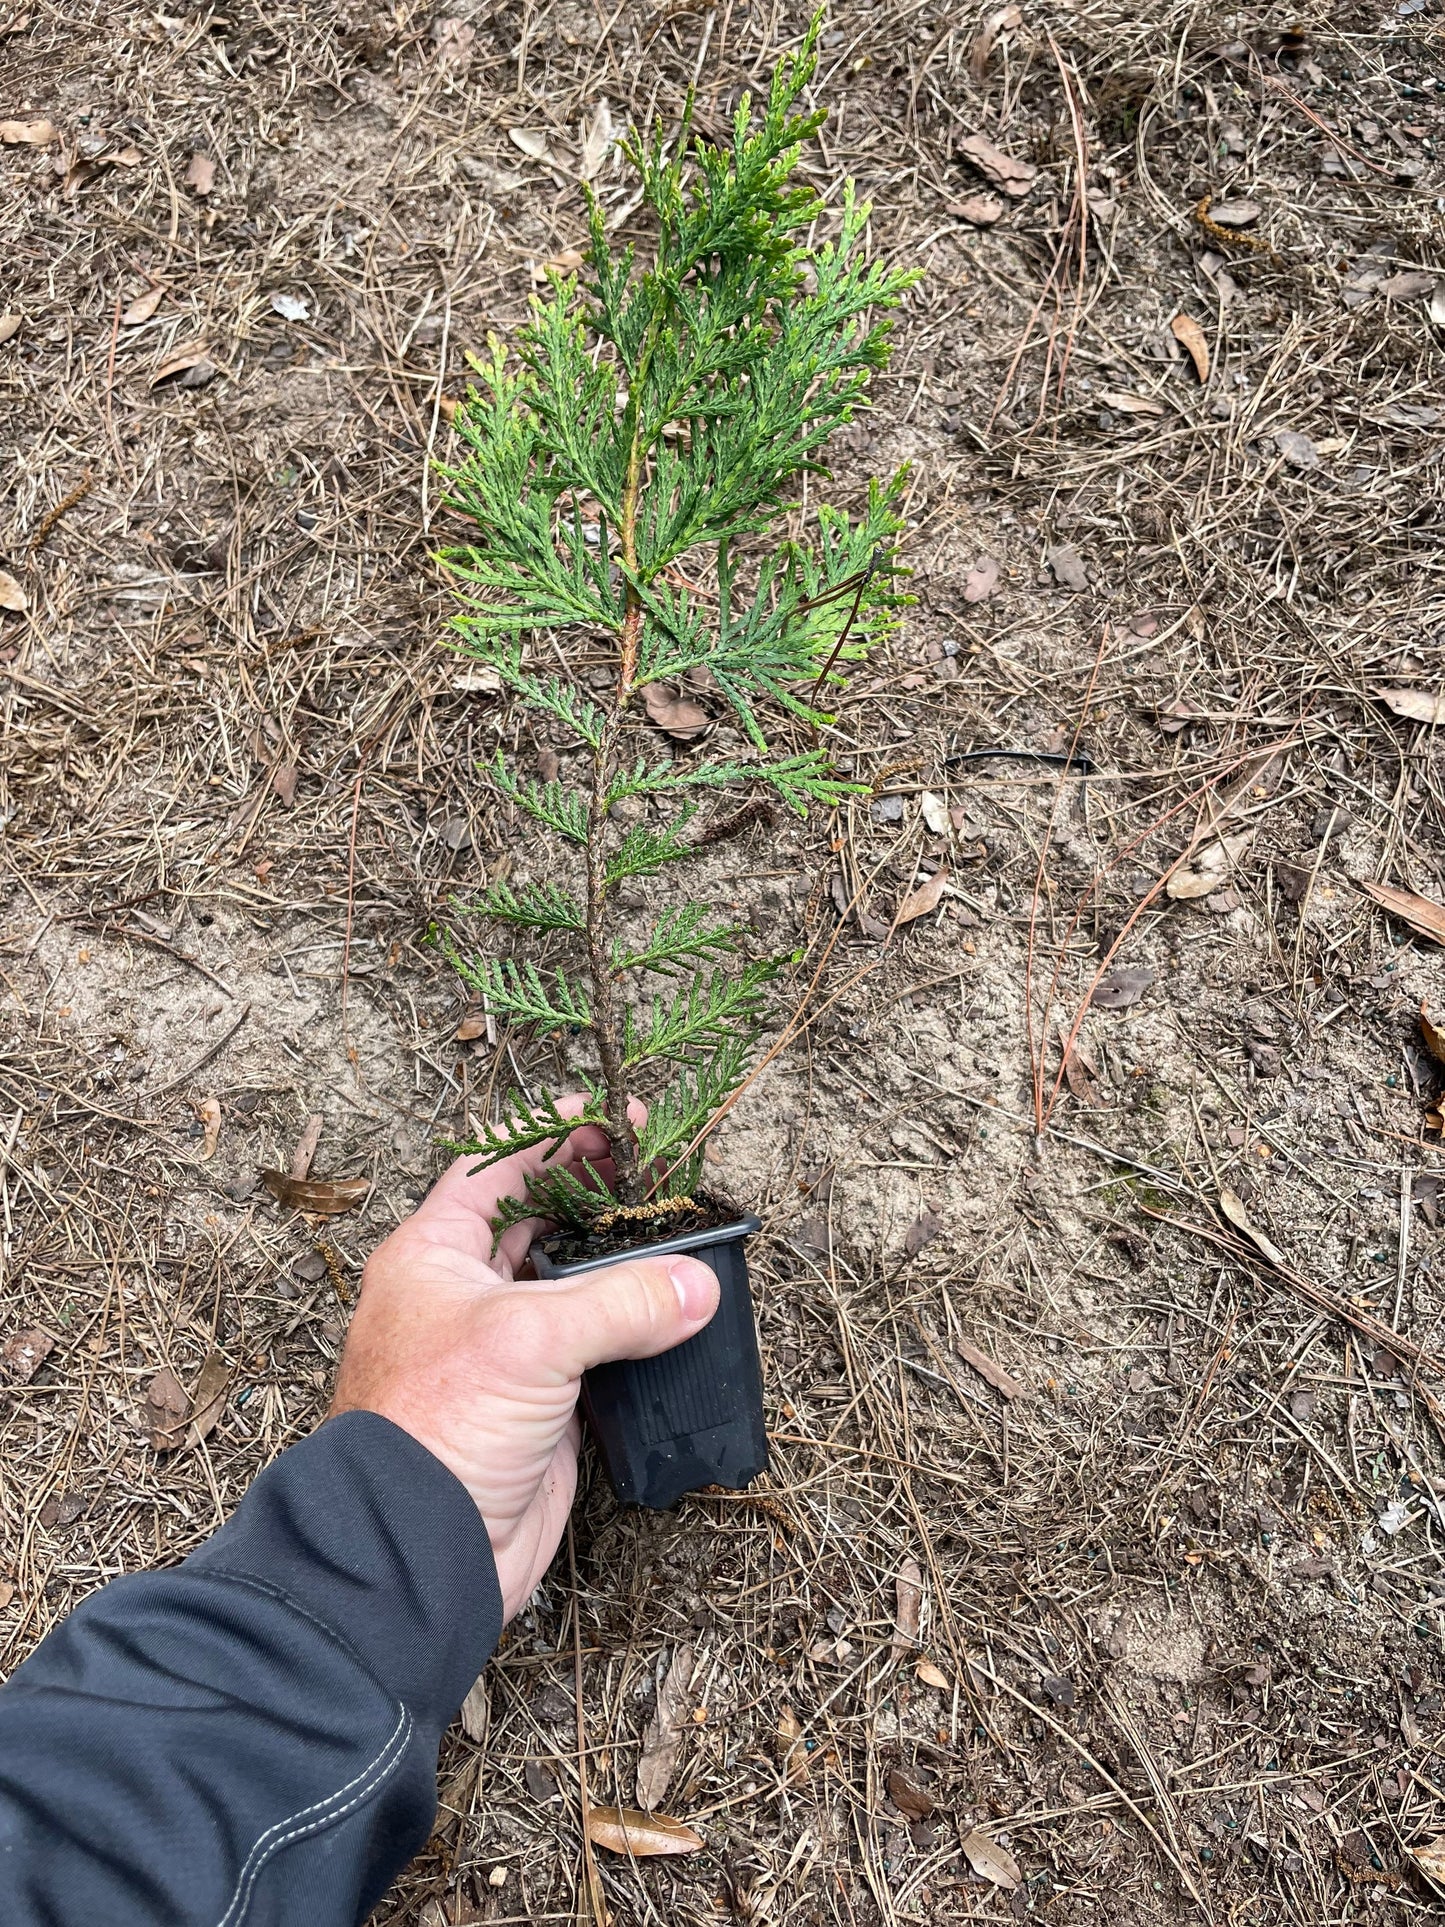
[438,20,919,1237]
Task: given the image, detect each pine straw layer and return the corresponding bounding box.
[3,1,1445,1923]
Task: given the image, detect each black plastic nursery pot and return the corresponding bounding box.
[531,1214,768,1510]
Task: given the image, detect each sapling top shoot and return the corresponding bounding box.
[438,18,919,1240]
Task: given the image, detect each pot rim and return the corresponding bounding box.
[530,1212,762,1279]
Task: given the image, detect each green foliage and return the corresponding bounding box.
[439,16,916,1232]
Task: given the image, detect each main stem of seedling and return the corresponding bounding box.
[581,330,660,1207]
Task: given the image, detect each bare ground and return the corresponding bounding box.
[4,0,1445,1921]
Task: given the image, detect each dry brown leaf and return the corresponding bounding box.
[290,1113,324,1181]
[1360,878,1445,947]
[0,118,55,144]
[1378,688,1445,726]
[1046,544,1087,591]
[896,864,949,926]
[886,1768,934,1821]
[455,1001,487,1042]
[585,1807,703,1857]
[1170,312,1210,381]
[904,1208,941,1257]
[0,569,28,613]
[508,126,552,162]
[259,1170,369,1215]
[947,192,1003,226]
[151,342,213,386]
[580,97,613,181]
[775,1705,810,1784]
[642,682,709,741]
[1,1326,55,1383]
[963,555,1001,602]
[955,1335,1024,1399]
[957,132,1036,197]
[1218,1188,1287,1269]
[637,1641,693,1809]
[196,1094,222,1161]
[960,1828,1021,1890]
[187,1351,230,1444]
[0,313,22,344]
[185,150,215,195]
[0,1580,13,1610]
[1100,389,1165,417]
[272,763,298,806]
[892,1556,923,1656]
[915,1657,950,1690]
[143,1366,190,1450]
[121,284,164,326]
[1090,965,1155,1010]
[530,247,585,283]
[1061,1038,1101,1106]
[968,3,1021,78]
[919,792,950,836]
[1410,1836,1445,1890]
[1167,830,1252,900]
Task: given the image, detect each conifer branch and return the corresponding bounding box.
[438,15,914,1226]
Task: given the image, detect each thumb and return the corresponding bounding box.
[547,1254,720,1378]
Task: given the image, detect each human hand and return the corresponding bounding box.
[330,1099,720,1620]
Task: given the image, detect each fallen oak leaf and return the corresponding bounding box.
[1166,830,1252,901]
[776,1706,810,1784]
[120,284,164,326]
[580,96,613,181]
[957,132,1036,198]
[150,342,215,387]
[642,681,709,741]
[1410,1836,1445,1892]
[892,1556,923,1656]
[963,555,1001,602]
[1100,389,1165,417]
[585,1807,703,1857]
[1170,312,1210,382]
[1,1326,55,1383]
[142,1366,190,1450]
[1046,544,1088,591]
[259,1170,370,1215]
[915,1657,950,1690]
[0,118,56,143]
[887,1768,935,1821]
[1360,878,1445,947]
[1218,1187,1288,1269]
[955,1335,1024,1399]
[0,569,28,613]
[947,192,1003,226]
[184,150,215,195]
[895,864,949,926]
[1089,965,1155,1011]
[1378,688,1445,726]
[187,1351,231,1445]
[272,763,298,806]
[904,1208,941,1257]
[960,1827,1022,1891]
[636,1641,693,1810]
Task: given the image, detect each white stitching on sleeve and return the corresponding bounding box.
[215,1706,413,1927]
